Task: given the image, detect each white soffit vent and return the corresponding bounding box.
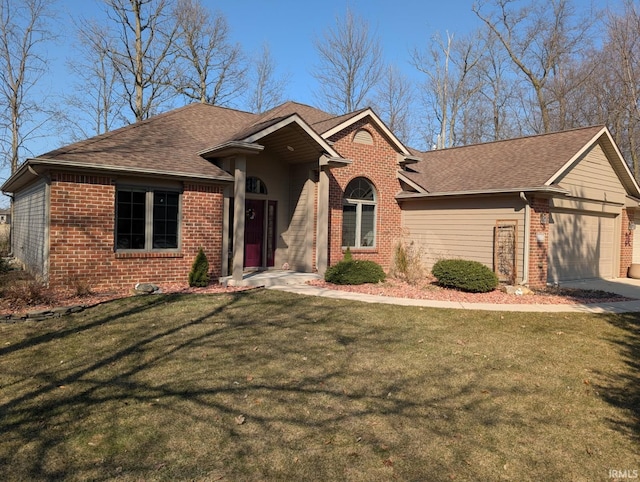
[353,129,373,145]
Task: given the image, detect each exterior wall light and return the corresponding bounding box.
[540,213,549,225]
[629,221,636,231]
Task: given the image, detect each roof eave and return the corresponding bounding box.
[397,171,428,194]
[198,141,265,159]
[320,156,353,168]
[241,114,342,159]
[546,126,640,198]
[395,186,569,200]
[2,158,234,193]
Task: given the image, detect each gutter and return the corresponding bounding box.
[519,192,530,286]
[395,185,569,200]
[2,157,235,193]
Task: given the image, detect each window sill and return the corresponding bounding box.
[115,251,184,259]
[342,247,378,254]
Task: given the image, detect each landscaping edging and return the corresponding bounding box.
[1,304,88,322]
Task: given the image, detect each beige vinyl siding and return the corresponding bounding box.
[548,211,616,282]
[401,195,526,280]
[13,179,48,278]
[287,164,314,271]
[555,143,627,204]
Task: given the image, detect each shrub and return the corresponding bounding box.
[432,259,498,293]
[188,247,210,287]
[390,240,425,284]
[325,259,386,285]
[67,274,93,297]
[0,257,9,274]
[3,278,54,308]
[343,247,353,261]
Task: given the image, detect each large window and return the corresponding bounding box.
[342,177,376,248]
[116,188,180,250]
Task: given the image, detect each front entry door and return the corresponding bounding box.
[244,199,265,267]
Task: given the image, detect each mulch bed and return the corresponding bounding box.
[307,278,634,305]
[0,281,251,319]
[0,275,633,319]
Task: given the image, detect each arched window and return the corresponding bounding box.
[246,176,267,195]
[342,177,376,248]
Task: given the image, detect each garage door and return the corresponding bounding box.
[547,211,616,282]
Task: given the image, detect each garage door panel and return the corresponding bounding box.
[548,211,615,282]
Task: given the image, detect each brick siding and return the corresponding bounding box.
[48,172,224,291]
[327,118,403,270]
[528,197,550,289]
[620,208,634,277]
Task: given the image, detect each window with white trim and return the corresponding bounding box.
[116,188,181,250]
[342,177,376,248]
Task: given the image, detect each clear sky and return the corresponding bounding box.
[52,0,489,107]
[0,0,621,191]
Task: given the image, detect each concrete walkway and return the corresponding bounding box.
[268,277,640,314]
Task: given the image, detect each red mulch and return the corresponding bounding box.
[1,276,632,319]
[0,282,251,318]
[306,278,633,305]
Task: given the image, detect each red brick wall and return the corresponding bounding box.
[620,208,634,277]
[48,172,224,291]
[528,197,550,289]
[327,118,403,270]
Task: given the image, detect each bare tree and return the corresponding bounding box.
[312,8,384,114]
[604,1,640,178]
[372,64,414,144]
[246,43,289,113]
[63,19,127,140]
[413,31,483,148]
[0,0,56,174]
[102,0,178,122]
[173,0,245,106]
[474,0,596,133]
[470,27,522,142]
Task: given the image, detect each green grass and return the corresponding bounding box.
[0,290,638,481]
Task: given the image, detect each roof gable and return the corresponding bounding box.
[321,108,412,156]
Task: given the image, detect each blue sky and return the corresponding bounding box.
[1,0,622,191]
[52,0,489,107]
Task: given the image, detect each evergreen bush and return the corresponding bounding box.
[189,247,210,287]
[325,259,386,285]
[432,259,498,293]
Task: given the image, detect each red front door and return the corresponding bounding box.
[244,199,264,267]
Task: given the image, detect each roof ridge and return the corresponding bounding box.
[415,125,606,155]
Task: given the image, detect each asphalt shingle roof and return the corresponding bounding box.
[33,101,357,180]
[404,126,606,193]
[42,103,257,179]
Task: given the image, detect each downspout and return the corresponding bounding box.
[3,193,14,257]
[519,192,530,285]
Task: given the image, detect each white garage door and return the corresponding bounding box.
[547,211,616,282]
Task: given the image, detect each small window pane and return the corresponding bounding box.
[246,176,267,194]
[152,191,179,249]
[117,189,146,250]
[342,204,357,247]
[345,178,374,201]
[360,204,375,247]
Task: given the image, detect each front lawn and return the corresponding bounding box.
[0,290,638,481]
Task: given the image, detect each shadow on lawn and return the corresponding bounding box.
[0,291,623,480]
[598,312,640,443]
[0,291,250,478]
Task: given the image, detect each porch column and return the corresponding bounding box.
[221,159,232,277]
[316,158,330,275]
[232,157,246,282]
